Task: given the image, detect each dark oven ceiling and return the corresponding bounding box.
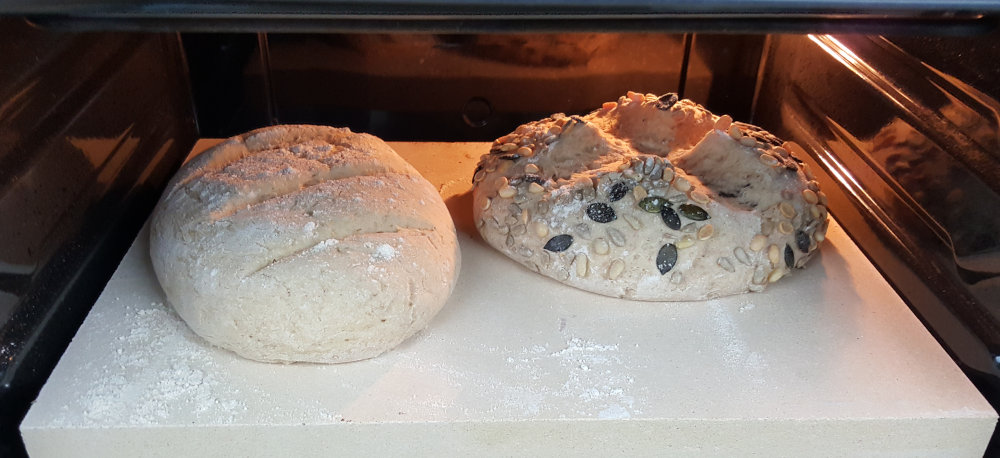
[1,0,998,34]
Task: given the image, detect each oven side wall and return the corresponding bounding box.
[753,32,1000,440]
[0,18,197,456]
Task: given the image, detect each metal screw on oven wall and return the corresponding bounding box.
[462,97,493,128]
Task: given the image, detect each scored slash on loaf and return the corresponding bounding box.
[471,91,828,301]
[150,125,460,364]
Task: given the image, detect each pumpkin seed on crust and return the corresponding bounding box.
[544,234,574,252]
[656,93,679,110]
[660,206,682,230]
[678,204,709,221]
[586,203,616,223]
[656,243,679,275]
[608,182,630,202]
[795,230,811,253]
[639,196,668,213]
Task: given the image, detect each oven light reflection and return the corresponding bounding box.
[808,34,923,125]
[803,34,910,249]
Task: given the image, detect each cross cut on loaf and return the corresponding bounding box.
[472,92,828,301]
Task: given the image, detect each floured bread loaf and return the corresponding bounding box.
[472,92,828,301]
[150,125,460,363]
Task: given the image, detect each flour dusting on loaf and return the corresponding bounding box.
[150,125,460,363]
[472,92,828,301]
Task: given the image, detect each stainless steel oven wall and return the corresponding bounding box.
[753,33,1000,405]
[0,18,197,456]
[185,32,766,141]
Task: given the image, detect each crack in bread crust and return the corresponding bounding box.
[204,171,431,226]
[243,228,438,279]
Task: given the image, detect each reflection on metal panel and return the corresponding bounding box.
[0,18,197,455]
[754,33,1000,399]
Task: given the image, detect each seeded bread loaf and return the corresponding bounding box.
[471,92,828,301]
[150,125,460,363]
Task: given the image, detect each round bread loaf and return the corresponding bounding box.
[150,125,460,363]
[472,92,828,301]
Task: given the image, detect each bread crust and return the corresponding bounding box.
[472,92,828,301]
[150,125,460,363]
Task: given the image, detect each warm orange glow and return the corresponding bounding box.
[808,34,923,120]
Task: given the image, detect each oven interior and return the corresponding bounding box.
[2,7,1000,455]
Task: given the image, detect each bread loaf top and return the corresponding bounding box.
[150,125,460,363]
[471,92,828,301]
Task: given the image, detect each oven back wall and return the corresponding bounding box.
[184,32,765,141]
